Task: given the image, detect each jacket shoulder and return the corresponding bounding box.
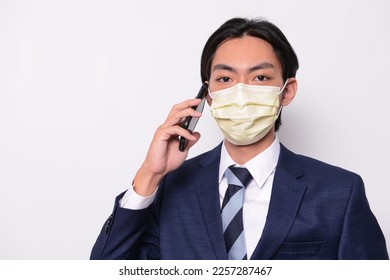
[180,143,222,169]
[279,144,361,182]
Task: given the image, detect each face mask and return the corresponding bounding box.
[209,80,288,146]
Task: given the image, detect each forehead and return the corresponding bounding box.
[211,35,281,71]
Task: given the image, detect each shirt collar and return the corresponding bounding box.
[219,137,281,189]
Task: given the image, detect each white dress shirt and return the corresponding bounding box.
[120,137,280,259]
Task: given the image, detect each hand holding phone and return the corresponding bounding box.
[179,83,208,151]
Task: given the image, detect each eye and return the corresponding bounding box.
[254,75,268,82]
[216,77,231,83]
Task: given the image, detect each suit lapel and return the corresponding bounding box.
[192,143,307,260]
[251,145,307,259]
[194,143,228,260]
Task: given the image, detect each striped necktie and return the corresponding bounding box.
[221,166,253,260]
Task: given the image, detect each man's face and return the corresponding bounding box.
[208,35,284,94]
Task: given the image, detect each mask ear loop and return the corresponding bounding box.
[276,78,290,116]
[279,78,289,94]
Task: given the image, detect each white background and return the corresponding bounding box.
[0,0,389,259]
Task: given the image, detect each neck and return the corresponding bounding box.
[224,129,276,165]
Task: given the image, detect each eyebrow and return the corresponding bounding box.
[248,62,275,72]
[212,62,275,74]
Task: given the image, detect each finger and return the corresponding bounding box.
[184,132,201,151]
[166,99,202,119]
[163,107,202,128]
[155,125,197,142]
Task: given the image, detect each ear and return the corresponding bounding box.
[281,78,298,106]
[206,92,212,106]
[205,81,212,106]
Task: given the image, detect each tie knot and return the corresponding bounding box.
[226,166,253,188]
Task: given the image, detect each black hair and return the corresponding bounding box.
[200,17,299,131]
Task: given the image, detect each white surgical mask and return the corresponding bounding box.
[209,80,288,145]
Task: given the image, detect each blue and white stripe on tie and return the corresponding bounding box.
[221,166,253,260]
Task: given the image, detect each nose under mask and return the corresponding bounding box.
[209,81,287,145]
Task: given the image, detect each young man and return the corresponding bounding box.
[91,18,388,260]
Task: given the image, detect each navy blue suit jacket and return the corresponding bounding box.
[91,144,388,259]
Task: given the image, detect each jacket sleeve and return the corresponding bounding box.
[337,175,388,259]
[90,191,161,260]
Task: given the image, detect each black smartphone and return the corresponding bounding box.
[179,83,209,152]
